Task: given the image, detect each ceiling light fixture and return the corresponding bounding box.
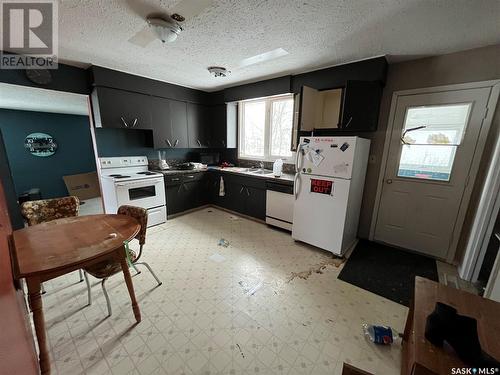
[147,17,182,43]
[207,66,230,78]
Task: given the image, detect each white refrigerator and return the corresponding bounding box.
[292,136,370,256]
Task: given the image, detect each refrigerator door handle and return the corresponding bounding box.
[295,144,303,172]
[294,173,300,200]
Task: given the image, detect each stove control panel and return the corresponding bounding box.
[100,156,148,169]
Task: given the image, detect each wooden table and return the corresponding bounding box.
[11,214,142,375]
[402,277,500,374]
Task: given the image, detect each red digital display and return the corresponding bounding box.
[310,179,333,195]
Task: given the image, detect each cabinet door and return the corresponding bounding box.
[166,184,184,216]
[299,85,319,131]
[187,103,209,148]
[170,100,188,148]
[151,96,173,148]
[244,186,266,220]
[210,105,227,148]
[151,97,188,149]
[93,87,151,129]
[341,80,382,131]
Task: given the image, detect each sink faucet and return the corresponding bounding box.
[259,161,264,169]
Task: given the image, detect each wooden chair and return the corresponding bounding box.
[83,205,161,316]
[20,196,84,293]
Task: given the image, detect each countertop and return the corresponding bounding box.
[153,167,295,184]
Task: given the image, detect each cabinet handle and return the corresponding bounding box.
[239,186,244,194]
[343,116,353,128]
[186,175,195,179]
[197,139,201,146]
[120,117,129,127]
[246,187,250,196]
[174,139,179,147]
[132,118,138,128]
[222,140,226,147]
[165,139,172,147]
[177,184,183,193]
[172,178,180,181]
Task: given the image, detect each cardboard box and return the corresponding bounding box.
[63,172,100,200]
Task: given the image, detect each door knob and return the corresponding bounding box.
[386,179,393,184]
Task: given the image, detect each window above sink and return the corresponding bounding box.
[238,94,294,162]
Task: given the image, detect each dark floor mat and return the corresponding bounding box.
[338,240,438,306]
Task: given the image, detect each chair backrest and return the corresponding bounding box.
[117,205,148,245]
[20,196,80,226]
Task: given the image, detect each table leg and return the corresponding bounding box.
[118,251,141,323]
[27,278,50,374]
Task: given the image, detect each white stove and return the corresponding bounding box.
[99,156,166,227]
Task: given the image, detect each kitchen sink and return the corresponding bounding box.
[249,169,274,175]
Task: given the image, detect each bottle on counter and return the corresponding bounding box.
[273,159,283,177]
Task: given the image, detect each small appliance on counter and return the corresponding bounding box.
[157,150,170,170]
[172,162,195,170]
[200,152,220,166]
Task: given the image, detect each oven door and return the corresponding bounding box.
[115,177,165,209]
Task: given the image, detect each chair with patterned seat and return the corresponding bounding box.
[83,205,161,317]
[20,196,84,293]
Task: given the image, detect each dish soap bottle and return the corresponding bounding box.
[273,159,283,177]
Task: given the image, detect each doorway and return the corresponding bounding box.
[372,81,499,261]
[0,83,103,217]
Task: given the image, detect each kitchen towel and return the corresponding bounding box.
[219,176,225,197]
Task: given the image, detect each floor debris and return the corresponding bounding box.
[208,253,226,263]
[236,343,245,358]
[218,238,230,247]
[286,257,345,282]
[238,280,263,296]
[229,215,240,221]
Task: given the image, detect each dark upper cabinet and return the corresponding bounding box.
[91,87,151,129]
[170,100,189,148]
[187,103,210,148]
[210,104,227,148]
[151,96,188,149]
[295,80,383,136]
[340,80,383,131]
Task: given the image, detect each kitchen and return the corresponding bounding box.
[0,1,500,375]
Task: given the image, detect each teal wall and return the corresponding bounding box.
[0,109,96,199]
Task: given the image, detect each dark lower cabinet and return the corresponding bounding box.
[165,173,208,216]
[244,186,266,220]
[165,171,267,220]
[212,172,266,220]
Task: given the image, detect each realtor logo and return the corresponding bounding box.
[0,0,58,69]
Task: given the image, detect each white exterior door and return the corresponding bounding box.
[374,87,491,259]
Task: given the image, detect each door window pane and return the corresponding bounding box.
[270,99,293,157]
[242,101,265,157]
[397,103,471,181]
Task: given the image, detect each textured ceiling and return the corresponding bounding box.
[58,0,500,91]
[0,84,89,115]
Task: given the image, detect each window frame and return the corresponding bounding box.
[238,94,294,162]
